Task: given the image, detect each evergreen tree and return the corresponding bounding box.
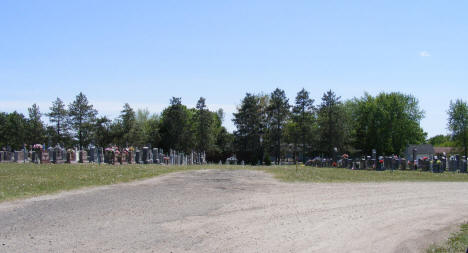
[194,97,214,153]
[93,116,112,148]
[448,99,468,157]
[291,88,316,163]
[233,93,266,164]
[47,97,69,146]
[26,103,45,145]
[266,88,290,164]
[159,97,192,152]
[120,103,136,146]
[68,92,98,149]
[317,90,346,156]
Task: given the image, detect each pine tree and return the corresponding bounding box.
[266,88,290,164]
[47,97,69,146]
[68,92,97,149]
[27,103,45,145]
[195,97,214,153]
[292,88,315,163]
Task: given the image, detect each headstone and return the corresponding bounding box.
[153,148,158,164]
[135,150,141,164]
[14,151,18,162]
[41,152,50,164]
[50,148,57,164]
[460,157,467,173]
[89,147,95,163]
[400,158,407,170]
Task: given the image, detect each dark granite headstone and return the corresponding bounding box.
[461,157,467,173]
[135,150,140,164]
[153,148,158,163]
[89,147,95,163]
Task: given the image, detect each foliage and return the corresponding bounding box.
[68,92,98,149]
[194,97,214,153]
[349,92,426,156]
[428,134,455,147]
[47,97,70,146]
[0,111,27,150]
[448,99,468,157]
[266,88,290,163]
[233,93,267,165]
[93,116,112,148]
[159,97,193,152]
[317,90,348,156]
[290,88,316,162]
[26,103,45,145]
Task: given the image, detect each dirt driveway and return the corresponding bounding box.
[0,169,467,253]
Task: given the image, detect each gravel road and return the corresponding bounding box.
[1,169,467,253]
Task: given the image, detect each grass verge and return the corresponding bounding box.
[427,223,468,253]
[0,163,215,203]
[1,163,468,203]
[256,165,468,183]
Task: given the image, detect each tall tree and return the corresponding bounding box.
[93,116,112,148]
[47,97,69,146]
[266,88,290,164]
[194,97,214,153]
[68,92,97,149]
[120,103,136,146]
[291,88,316,163]
[350,92,426,155]
[159,97,193,152]
[233,93,266,164]
[317,90,346,157]
[1,112,27,150]
[448,99,468,157]
[26,103,45,145]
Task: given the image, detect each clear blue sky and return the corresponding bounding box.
[1,0,467,137]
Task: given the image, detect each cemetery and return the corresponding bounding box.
[1,142,467,175]
[0,144,207,166]
[2,1,468,251]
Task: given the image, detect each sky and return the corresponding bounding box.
[1,0,467,137]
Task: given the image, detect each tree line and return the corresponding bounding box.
[0,90,467,163]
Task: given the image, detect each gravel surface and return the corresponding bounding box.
[0,169,467,253]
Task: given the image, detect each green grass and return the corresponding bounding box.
[256,165,468,183]
[427,223,468,253]
[0,163,217,202]
[1,163,468,203]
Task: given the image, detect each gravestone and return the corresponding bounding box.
[127,151,132,164]
[66,151,71,163]
[461,157,467,173]
[89,147,95,163]
[79,150,88,163]
[14,151,18,162]
[153,148,159,163]
[41,152,50,164]
[135,150,140,164]
[400,158,407,170]
[359,158,365,170]
[32,151,37,163]
[49,147,57,164]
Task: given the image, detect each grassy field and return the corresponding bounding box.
[427,223,468,253]
[0,163,210,202]
[258,165,468,183]
[1,163,468,202]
